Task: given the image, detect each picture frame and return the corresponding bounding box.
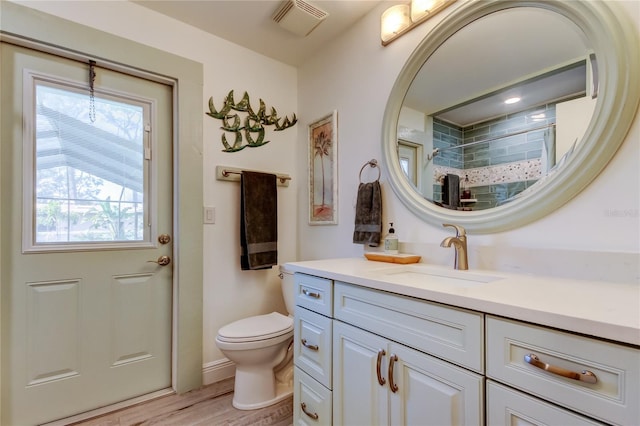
[309,110,338,225]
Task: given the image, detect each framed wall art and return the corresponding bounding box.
[309,110,338,225]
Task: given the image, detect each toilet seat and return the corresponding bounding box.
[217,312,293,343]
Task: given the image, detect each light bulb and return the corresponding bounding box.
[381,4,411,42]
[411,0,439,22]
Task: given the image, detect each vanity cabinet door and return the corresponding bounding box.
[294,273,333,317]
[487,380,604,425]
[333,321,389,426]
[333,320,484,426]
[334,281,484,373]
[294,367,332,426]
[388,341,484,426]
[486,316,640,425]
[294,306,333,389]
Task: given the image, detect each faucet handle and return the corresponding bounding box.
[443,223,466,237]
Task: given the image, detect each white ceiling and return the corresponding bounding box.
[133,0,385,67]
[134,1,592,127]
[404,7,591,126]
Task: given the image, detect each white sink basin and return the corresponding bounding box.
[374,265,504,288]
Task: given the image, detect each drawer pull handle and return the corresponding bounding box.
[302,288,321,299]
[301,338,319,351]
[301,402,319,420]
[388,353,399,393]
[376,349,386,386]
[524,353,598,384]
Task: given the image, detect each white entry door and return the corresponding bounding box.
[1,43,174,425]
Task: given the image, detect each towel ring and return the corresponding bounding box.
[359,159,381,183]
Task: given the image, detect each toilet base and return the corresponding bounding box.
[232,380,292,410]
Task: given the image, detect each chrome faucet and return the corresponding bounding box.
[440,224,468,270]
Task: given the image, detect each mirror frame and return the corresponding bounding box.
[382,0,640,233]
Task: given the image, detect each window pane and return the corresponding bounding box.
[35,83,145,243]
[400,158,410,177]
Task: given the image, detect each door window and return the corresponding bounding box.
[25,73,153,251]
[398,140,419,187]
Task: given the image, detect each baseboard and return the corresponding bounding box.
[203,358,236,386]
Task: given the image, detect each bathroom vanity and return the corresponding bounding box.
[288,258,639,425]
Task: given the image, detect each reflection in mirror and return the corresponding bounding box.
[398,7,594,211]
[383,0,639,233]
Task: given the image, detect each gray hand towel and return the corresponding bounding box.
[443,173,460,209]
[353,181,382,247]
[240,171,277,270]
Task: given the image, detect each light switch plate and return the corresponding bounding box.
[203,206,215,224]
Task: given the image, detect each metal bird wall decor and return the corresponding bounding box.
[206,90,298,152]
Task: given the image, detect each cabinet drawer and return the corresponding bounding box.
[487,380,603,425]
[486,316,640,425]
[294,367,332,426]
[294,306,332,389]
[334,281,484,373]
[295,273,333,317]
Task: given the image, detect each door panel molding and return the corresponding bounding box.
[111,273,155,367]
[26,280,81,386]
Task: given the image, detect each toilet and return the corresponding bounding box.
[215,265,295,410]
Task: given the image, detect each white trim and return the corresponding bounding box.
[202,358,236,386]
[0,33,176,87]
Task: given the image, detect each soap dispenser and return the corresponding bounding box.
[384,223,399,254]
[461,174,471,199]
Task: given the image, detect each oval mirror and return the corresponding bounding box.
[382,0,639,233]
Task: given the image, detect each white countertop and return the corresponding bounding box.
[285,257,640,346]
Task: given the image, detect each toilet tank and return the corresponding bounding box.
[279,265,295,315]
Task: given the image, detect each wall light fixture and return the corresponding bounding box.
[381,0,457,46]
[380,4,411,44]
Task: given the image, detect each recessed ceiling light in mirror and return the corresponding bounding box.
[504,97,521,104]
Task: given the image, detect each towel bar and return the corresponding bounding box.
[215,165,291,187]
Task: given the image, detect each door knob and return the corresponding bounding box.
[158,234,171,244]
[148,255,171,266]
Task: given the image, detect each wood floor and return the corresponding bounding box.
[69,379,293,426]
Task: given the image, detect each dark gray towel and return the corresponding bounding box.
[353,181,382,247]
[240,171,277,270]
[443,174,460,209]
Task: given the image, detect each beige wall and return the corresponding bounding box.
[296,1,639,276]
[11,0,639,384]
[10,0,298,379]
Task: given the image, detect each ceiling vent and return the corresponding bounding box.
[273,0,329,37]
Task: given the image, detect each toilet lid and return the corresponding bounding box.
[217,312,293,342]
